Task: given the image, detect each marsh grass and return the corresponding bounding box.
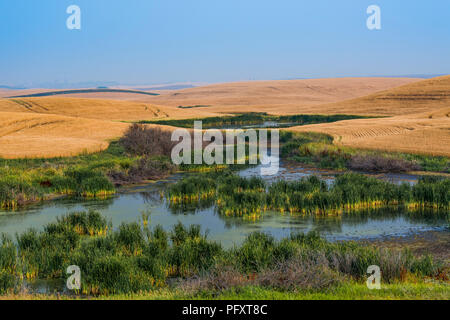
[0,235,20,294]
[0,211,442,296]
[0,126,257,210]
[167,172,449,217]
[182,231,441,295]
[0,141,176,210]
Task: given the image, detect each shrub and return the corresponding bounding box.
[180,265,247,293]
[120,124,175,157]
[257,255,342,291]
[348,155,421,172]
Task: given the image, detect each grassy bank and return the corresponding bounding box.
[0,210,446,297]
[0,123,261,210]
[2,282,449,300]
[1,122,448,211]
[280,131,450,173]
[0,142,176,209]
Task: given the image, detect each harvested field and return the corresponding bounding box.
[0,111,182,158]
[0,77,419,120]
[312,75,450,116]
[0,112,129,158]
[0,98,213,121]
[133,77,421,115]
[287,76,450,157]
[290,107,450,156]
[0,76,448,158]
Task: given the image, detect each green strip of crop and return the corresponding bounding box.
[138,113,372,129]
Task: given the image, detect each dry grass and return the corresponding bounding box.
[0,97,214,121]
[0,112,130,158]
[0,77,418,119]
[313,75,450,116]
[287,76,450,156]
[133,77,420,116]
[0,111,183,159]
[290,107,450,157]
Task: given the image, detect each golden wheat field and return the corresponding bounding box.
[3,77,417,115]
[0,76,448,158]
[0,111,179,158]
[290,107,450,156]
[141,77,421,115]
[0,77,419,120]
[0,112,129,158]
[289,76,450,156]
[0,97,218,121]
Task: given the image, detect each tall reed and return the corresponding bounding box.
[0,211,442,296]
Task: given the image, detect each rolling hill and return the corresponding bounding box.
[0,76,448,158]
[289,76,450,156]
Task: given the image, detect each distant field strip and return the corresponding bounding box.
[140,113,373,129]
[7,88,160,98]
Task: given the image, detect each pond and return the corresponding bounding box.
[0,162,446,248]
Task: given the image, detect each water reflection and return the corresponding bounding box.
[0,165,446,248]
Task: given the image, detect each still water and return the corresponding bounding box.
[0,163,447,248]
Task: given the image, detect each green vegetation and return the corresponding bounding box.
[0,211,445,297]
[3,282,449,300]
[167,171,450,218]
[2,123,447,211]
[0,123,255,210]
[191,282,450,300]
[0,142,175,210]
[0,235,20,294]
[139,113,370,129]
[280,131,450,173]
[177,105,211,109]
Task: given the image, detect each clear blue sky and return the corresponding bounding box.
[1,0,449,87]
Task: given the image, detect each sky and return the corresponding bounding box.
[0,0,449,87]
